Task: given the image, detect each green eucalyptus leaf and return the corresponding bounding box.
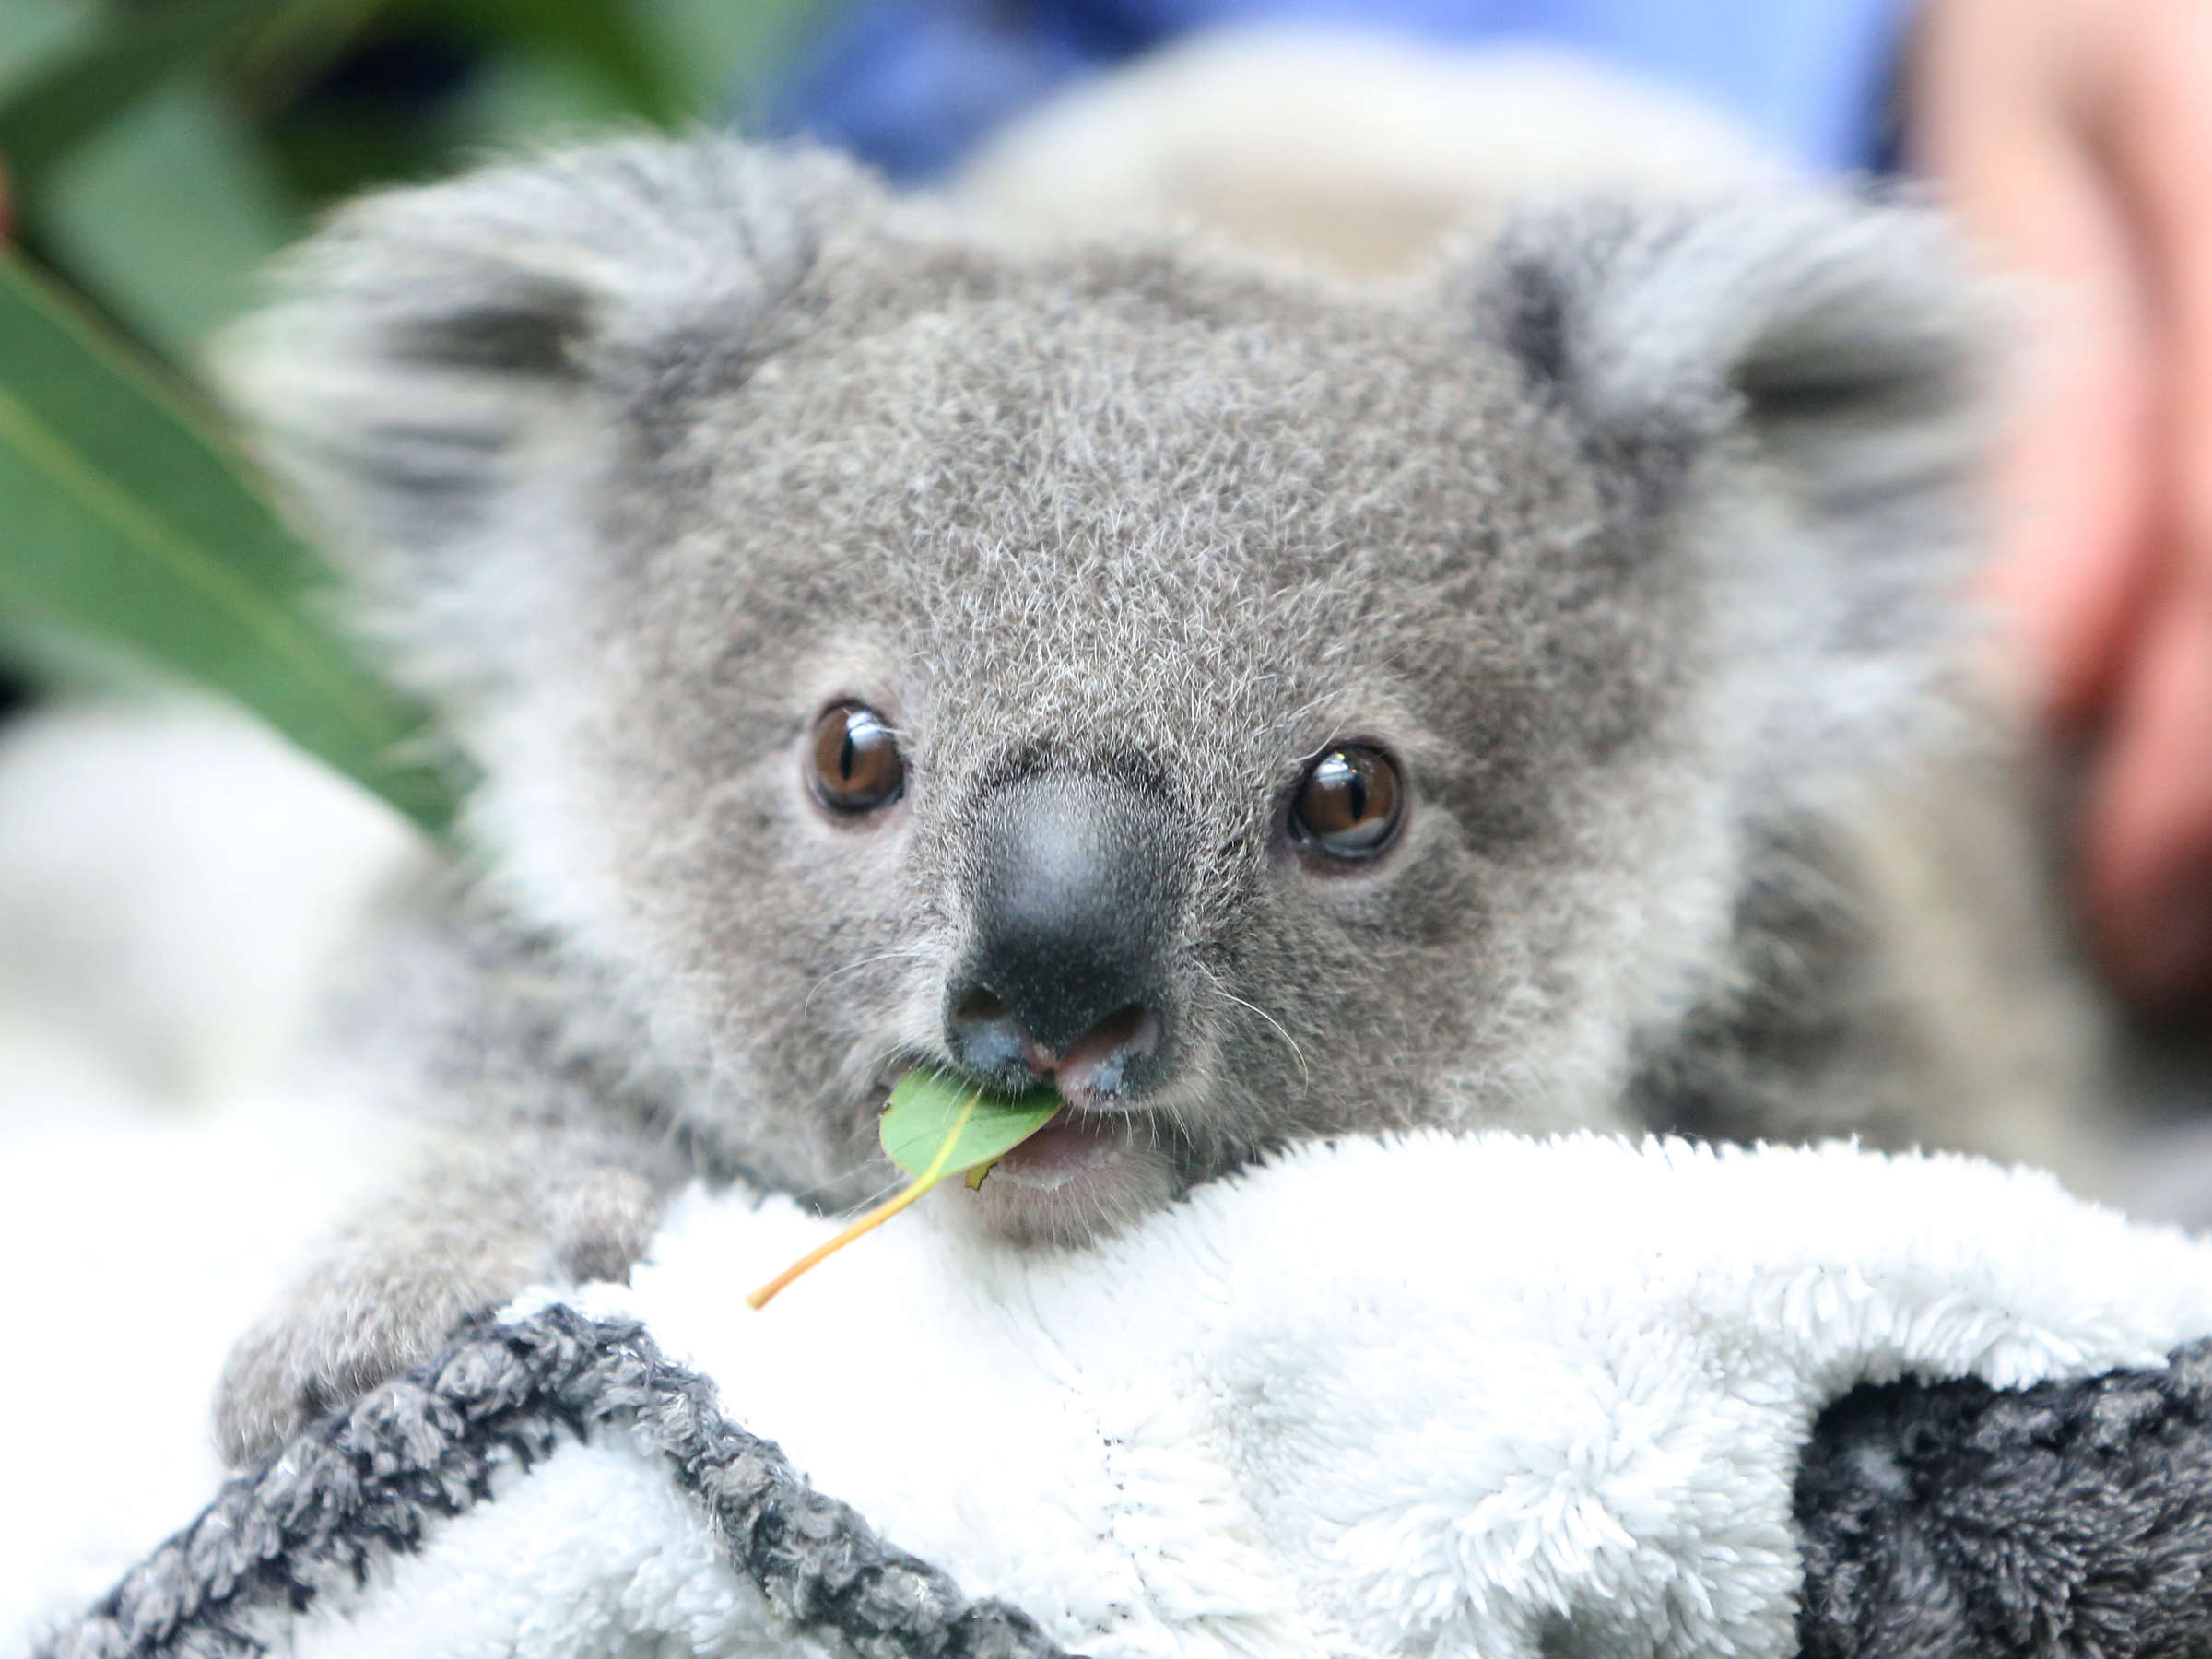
[748,1068,1061,1308]
[880,1066,1061,1181]
[0,0,285,174]
[438,0,683,126]
[0,248,460,835]
[0,0,88,98]
[453,44,639,147]
[650,0,815,118]
[34,81,295,359]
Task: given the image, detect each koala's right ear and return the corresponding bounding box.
[1464,189,1990,524]
[224,138,878,597]
[1458,189,1996,795]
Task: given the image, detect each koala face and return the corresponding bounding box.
[585,254,1660,1240]
[234,143,1985,1241]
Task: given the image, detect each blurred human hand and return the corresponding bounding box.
[1912,0,2212,1014]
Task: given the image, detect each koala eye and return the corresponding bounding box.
[1289,746,1404,861]
[809,703,905,815]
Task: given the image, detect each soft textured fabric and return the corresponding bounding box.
[28,1131,2212,1659]
[758,0,1916,180]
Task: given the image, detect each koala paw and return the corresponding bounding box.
[213,1160,665,1467]
[212,1257,513,1467]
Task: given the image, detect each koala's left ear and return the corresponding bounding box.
[1465,190,1991,538]
[219,139,882,708]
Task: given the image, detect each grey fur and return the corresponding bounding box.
[216,136,2071,1461]
[211,1124,673,1466]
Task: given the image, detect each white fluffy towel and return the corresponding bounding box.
[28,1131,2212,1659]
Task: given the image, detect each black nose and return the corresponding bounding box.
[947,771,1180,1106]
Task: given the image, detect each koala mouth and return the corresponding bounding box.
[888,1070,1182,1245]
[943,1006,1165,1205]
[877,1001,1190,1243]
[984,1105,1139,1193]
[955,1105,1177,1244]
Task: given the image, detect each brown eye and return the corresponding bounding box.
[809,703,905,814]
[1289,746,1403,861]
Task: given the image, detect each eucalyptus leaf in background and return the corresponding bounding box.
[445,0,814,178]
[0,0,300,359]
[0,0,87,97]
[0,0,818,831]
[0,251,459,833]
[450,0,685,125]
[0,0,287,173]
[36,81,295,359]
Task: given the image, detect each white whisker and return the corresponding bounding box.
[1196,964,1310,1090]
[802,944,935,1018]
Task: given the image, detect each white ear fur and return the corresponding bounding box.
[222,140,877,571]
[1467,192,2000,805]
[1472,192,1990,508]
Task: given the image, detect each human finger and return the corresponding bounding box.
[1909,0,2164,731]
[2081,0,2212,1006]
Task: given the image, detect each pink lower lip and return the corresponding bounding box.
[988,1107,1133,1190]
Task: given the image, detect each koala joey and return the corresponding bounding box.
[213,136,2099,1465]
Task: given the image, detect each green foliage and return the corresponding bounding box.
[0,0,816,830]
[0,0,286,174]
[0,251,458,830]
[37,83,293,359]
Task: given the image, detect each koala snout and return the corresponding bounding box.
[947,771,1182,1108]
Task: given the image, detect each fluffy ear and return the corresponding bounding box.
[221,139,877,693]
[1465,191,1998,786]
[1468,190,1989,512]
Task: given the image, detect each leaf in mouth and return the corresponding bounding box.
[879,1066,1063,1181]
[746,1067,1060,1309]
